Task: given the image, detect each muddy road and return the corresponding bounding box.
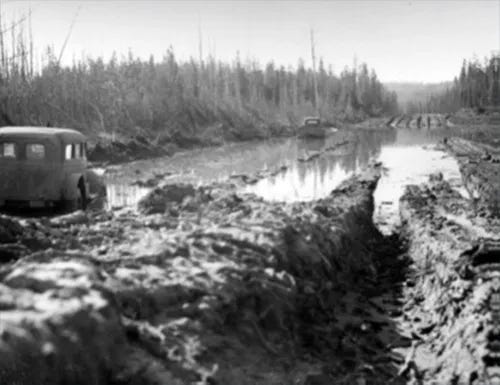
[1,115,500,384]
[0,166,410,385]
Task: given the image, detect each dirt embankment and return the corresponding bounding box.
[395,134,500,384]
[0,165,413,385]
[87,117,395,166]
[444,137,500,217]
[87,123,296,165]
[399,176,500,384]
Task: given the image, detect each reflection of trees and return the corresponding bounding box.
[297,138,326,153]
[318,157,328,185]
[298,154,330,188]
[323,129,398,173]
[278,129,399,200]
[355,129,397,167]
[339,148,358,171]
[313,162,318,198]
[297,163,307,186]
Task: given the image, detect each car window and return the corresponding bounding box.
[26,144,45,160]
[80,143,86,159]
[0,142,16,158]
[65,144,72,160]
[74,143,81,159]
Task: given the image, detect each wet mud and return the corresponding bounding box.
[394,120,500,384]
[444,137,500,217]
[1,112,500,384]
[0,164,415,385]
[398,176,500,384]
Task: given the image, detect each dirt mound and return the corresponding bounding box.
[399,173,500,383]
[138,183,199,214]
[0,215,53,262]
[444,137,500,217]
[0,252,125,385]
[100,167,408,384]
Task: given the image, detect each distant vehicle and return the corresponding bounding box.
[0,126,89,210]
[297,117,338,138]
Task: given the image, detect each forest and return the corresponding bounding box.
[0,16,399,143]
[413,55,499,113]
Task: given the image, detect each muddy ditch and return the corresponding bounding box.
[0,164,416,385]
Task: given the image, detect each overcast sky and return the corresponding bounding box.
[3,0,499,83]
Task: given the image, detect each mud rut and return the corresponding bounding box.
[100,122,499,385]
[385,135,500,385]
[312,121,500,384]
[299,233,411,385]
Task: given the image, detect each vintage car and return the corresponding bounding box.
[297,117,338,138]
[0,126,89,210]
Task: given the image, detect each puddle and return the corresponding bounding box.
[99,128,467,226]
[373,146,467,234]
[244,131,395,201]
[242,129,467,234]
[245,152,369,201]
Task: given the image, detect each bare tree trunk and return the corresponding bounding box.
[0,0,4,79]
[29,9,33,79]
[310,29,319,115]
[57,6,81,66]
[198,20,203,66]
[197,19,204,100]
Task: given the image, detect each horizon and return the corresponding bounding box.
[2,0,500,83]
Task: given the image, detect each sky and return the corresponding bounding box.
[2,0,500,83]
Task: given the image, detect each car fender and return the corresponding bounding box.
[61,173,86,200]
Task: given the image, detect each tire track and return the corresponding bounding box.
[398,137,500,384]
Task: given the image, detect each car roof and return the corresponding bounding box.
[0,126,86,142]
[303,117,321,123]
[304,117,320,121]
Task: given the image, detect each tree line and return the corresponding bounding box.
[0,16,399,141]
[411,55,499,114]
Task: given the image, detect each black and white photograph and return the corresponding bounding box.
[0,0,499,384]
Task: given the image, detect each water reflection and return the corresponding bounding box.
[297,137,326,153]
[244,128,467,233]
[252,160,360,201]
[102,128,466,225]
[246,129,397,201]
[373,146,466,234]
[106,184,150,210]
